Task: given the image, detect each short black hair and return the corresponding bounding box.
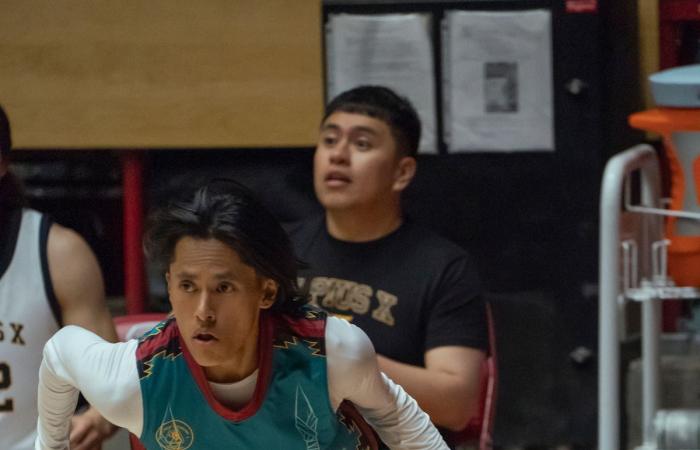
[323,86,421,158]
[0,105,11,158]
[144,179,307,315]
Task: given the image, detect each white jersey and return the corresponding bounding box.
[0,209,60,450]
[36,317,448,450]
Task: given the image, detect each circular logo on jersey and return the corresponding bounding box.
[155,418,194,450]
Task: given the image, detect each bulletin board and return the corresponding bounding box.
[323,0,554,154]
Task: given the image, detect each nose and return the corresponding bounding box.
[328,139,350,165]
[194,290,216,323]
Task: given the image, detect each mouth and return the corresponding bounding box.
[192,331,218,343]
[324,171,351,186]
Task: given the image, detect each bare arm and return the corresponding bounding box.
[48,224,117,342]
[377,346,485,431]
[46,224,119,449]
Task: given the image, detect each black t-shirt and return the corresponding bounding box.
[287,215,487,367]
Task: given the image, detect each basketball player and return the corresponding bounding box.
[287,86,488,432]
[35,180,448,449]
[0,105,118,450]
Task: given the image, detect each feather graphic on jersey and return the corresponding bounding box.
[295,385,320,450]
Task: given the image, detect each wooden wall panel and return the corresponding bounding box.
[638,0,659,110]
[0,0,323,148]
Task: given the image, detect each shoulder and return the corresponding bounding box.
[46,222,102,278]
[46,325,137,370]
[47,223,101,282]
[401,221,467,255]
[48,325,106,349]
[12,208,44,241]
[397,221,476,269]
[47,223,103,295]
[395,222,482,298]
[325,316,375,362]
[283,214,325,246]
[44,223,110,328]
[273,306,327,343]
[44,325,141,413]
[136,318,181,361]
[325,317,382,407]
[47,223,92,258]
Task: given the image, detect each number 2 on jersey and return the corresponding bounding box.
[0,362,13,412]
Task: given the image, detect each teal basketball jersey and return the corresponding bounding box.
[135,307,379,450]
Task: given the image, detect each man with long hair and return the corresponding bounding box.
[35,180,448,449]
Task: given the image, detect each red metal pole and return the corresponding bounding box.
[121,152,146,314]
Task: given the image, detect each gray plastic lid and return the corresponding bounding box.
[650,64,700,108]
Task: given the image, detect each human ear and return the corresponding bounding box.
[392,156,417,192]
[260,279,278,310]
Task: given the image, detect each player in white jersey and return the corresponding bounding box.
[0,105,118,450]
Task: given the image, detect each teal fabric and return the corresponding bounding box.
[136,310,368,450]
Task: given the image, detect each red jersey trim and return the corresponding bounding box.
[280,310,326,339]
[135,318,179,362]
[179,312,274,422]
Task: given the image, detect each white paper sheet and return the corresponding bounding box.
[442,10,553,152]
[326,13,438,153]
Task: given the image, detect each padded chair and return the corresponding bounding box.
[113,313,167,450]
[447,302,498,450]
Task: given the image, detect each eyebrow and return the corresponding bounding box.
[320,123,379,136]
[173,271,237,280]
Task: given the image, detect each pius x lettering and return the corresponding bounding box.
[0,321,26,346]
[301,277,397,326]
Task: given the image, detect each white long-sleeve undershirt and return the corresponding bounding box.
[36,316,447,450]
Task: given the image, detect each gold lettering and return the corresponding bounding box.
[372,291,397,326]
[309,277,331,308]
[325,279,355,310]
[308,278,373,316]
[347,284,372,314]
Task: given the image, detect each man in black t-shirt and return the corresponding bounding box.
[287,86,488,433]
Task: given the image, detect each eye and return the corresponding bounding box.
[355,138,372,151]
[321,133,338,147]
[179,281,196,293]
[217,282,235,294]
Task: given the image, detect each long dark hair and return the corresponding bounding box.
[0,104,25,210]
[0,172,27,209]
[0,104,10,158]
[144,179,307,314]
